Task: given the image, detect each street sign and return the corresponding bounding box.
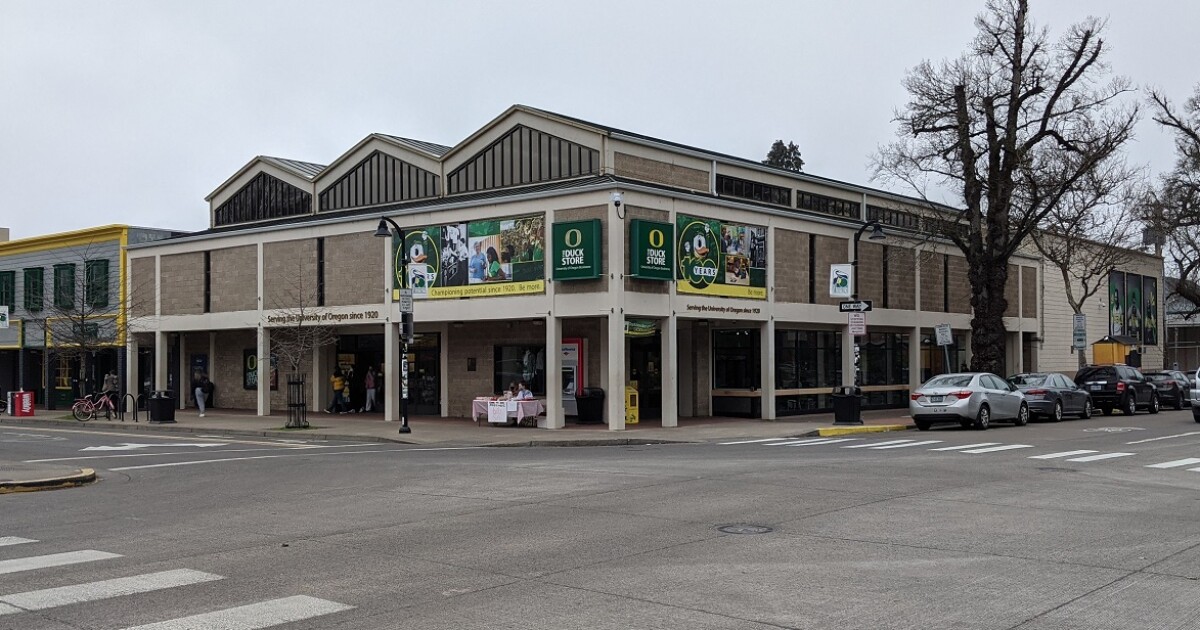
[934,323,953,347]
[398,289,414,313]
[1072,313,1087,349]
[848,312,867,336]
[830,264,852,298]
[839,300,873,313]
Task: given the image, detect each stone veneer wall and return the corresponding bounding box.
[812,235,848,307]
[920,252,946,313]
[210,246,258,312]
[857,242,884,304]
[775,229,810,303]
[885,247,916,310]
[212,329,257,410]
[324,232,383,306]
[159,252,205,315]
[129,257,157,318]
[614,153,709,191]
[947,256,971,314]
[1005,264,1020,318]
[263,240,317,309]
[1021,267,1037,318]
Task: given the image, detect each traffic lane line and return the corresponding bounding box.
[0,569,223,614]
[107,446,486,471]
[0,538,36,547]
[118,595,353,630]
[929,443,1000,451]
[1065,452,1135,462]
[842,440,914,449]
[1126,431,1200,445]
[0,551,121,576]
[24,443,383,463]
[959,444,1034,454]
[1028,450,1099,459]
[0,426,328,448]
[1146,458,1200,469]
[870,440,942,449]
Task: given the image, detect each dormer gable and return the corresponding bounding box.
[445,123,600,195]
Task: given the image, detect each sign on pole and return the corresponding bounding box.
[839,300,873,313]
[934,323,953,347]
[0,306,7,329]
[848,312,867,336]
[398,289,414,314]
[830,264,852,298]
[1072,313,1087,349]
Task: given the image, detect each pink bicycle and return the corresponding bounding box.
[72,392,117,422]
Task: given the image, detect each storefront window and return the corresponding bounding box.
[860,332,910,408]
[775,329,842,416]
[712,329,759,389]
[920,332,966,382]
[494,345,546,395]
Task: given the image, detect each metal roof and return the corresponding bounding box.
[375,134,452,157]
[259,156,327,181]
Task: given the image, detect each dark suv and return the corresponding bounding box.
[1074,365,1159,416]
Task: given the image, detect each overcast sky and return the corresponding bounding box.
[1,1,1196,239]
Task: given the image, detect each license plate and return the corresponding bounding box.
[930,396,944,403]
[1090,385,1101,391]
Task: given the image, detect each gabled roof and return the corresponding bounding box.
[375,134,452,157]
[259,156,326,180]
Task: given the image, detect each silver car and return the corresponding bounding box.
[910,372,1030,431]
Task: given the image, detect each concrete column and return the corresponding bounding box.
[661,314,679,427]
[154,330,167,391]
[178,334,188,410]
[677,322,694,417]
[311,342,323,412]
[125,336,139,413]
[256,326,270,416]
[761,318,775,420]
[606,312,625,431]
[909,326,922,390]
[439,322,450,418]
[384,320,397,421]
[541,315,563,429]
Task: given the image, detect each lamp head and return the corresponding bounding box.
[868,223,886,240]
[373,219,392,238]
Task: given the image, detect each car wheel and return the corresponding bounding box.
[1149,394,1160,415]
[1015,403,1029,426]
[1079,398,1093,420]
[916,420,931,431]
[1124,395,1138,416]
[1101,405,1114,416]
[974,405,990,430]
[1052,400,1063,422]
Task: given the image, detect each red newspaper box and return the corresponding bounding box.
[8,391,34,417]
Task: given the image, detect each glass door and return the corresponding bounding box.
[410,333,440,416]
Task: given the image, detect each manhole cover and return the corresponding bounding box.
[717,524,773,535]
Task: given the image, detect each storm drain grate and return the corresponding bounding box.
[717,524,774,535]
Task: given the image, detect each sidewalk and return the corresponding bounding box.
[0,407,915,447]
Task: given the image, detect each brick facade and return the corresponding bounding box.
[1021,266,1037,318]
[210,246,258,312]
[885,246,916,310]
[812,235,848,307]
[774,229,810,303]
[159,252,205,315]
[857,242,883,304]
[445,320,551,417]
[947,255,971,314]
[129,257,156,318]
[920,252,945,313]
[325,232,383,306]
[614,152,709,191]
[213,329,257,411]
[554,205,607,295]
[263,239,318,309]
[1005,264,1020,317]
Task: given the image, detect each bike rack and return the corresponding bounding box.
[117,393,143,423]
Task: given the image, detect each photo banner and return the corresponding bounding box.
[1108,271,1125,336]
[393,215,545,299]
[1125,274,1142,343]
[675,214,767,299]
[1143,276,1159,345]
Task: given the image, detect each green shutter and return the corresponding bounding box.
[85,259,109,307]
[0,271,14,310]
[54,263,75,310]
[23,268,43,312]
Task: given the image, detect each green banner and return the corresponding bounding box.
[551,219,602,280]
[629,220,673,280]
[1126,274,1142,342]
[1144,276,1158,345]
[676,214,767,299]
[392,215,545,299]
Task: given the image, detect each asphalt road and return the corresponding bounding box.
[4,410,1200,629]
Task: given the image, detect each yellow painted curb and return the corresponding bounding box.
[817,424,911,437]
[0,468,97,493]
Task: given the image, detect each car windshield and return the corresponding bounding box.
[924,374,973,388]
[1146,374,1171,382]
[1077,367,1116,381]
[1009,374,1046,386]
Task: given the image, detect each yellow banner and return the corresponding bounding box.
[394,280,545,301]
[676,283,767,300]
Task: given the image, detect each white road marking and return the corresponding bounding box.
[1028,450,1099,459]
[1065,452,1135,462]
[81,443,228,452]
[0,537,36,547]
[786,438,860,446]
[107,446,484,471]
[0,550,121,576]
[870,440,942,449]
[1126,431,1200,445]
[118,595,353,629]
[0,569,222,615]
[1146,458,1200,469]
[929,443,1000,451]
[766,439,836,446]
[843,440,914,449]
[26,444,381,463]
[719,438,793,445]
[960,444,1035,454]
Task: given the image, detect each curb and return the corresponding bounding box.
[816,424,913,437]
[0,417,417,445]
[0,468,97,493]
[487,438,695,447]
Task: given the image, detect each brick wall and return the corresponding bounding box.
[857,242,883,303]
[211,246,258,312]
[325,232,383,306]
[213,329,257,410]
[614,152,709,191]
[263,240,317,309]
[129,257,156,318]
[920,252,945,313]
[554,206,607,295]
[624,206,670,294]
[159,252,205,315]
[1022,266,1037,318]
[1004,264,1020,317]
[693,323,711,416]
[885,246,916,310]
[446,321,549,417]
[774,229,810,303]
[812,235,848,306]
[947,256,971,314]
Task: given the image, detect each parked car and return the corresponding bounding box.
[910,372,1030,431]
[1193,368,1200,422]
[1144,370,1191,410]
[1007,372,1093,421]
[1073,364,1159,416]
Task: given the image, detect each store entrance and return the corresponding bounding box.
[408,333,441,416]
[628,332,662,421]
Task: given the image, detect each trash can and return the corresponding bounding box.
[147,390,177,424]
[575,387,606,424]
[831,386,863,426]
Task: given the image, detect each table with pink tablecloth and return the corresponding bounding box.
[471,398,547,426]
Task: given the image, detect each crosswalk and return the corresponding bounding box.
[716,436,1200,473]
[0,537,353,627]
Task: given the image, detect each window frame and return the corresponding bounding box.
[23,267,44,312]
[53,263,76,310]
[84,259,109,308]
[0,270,14,311]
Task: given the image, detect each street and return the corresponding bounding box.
[4,412,1200,629]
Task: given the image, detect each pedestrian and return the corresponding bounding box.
[325,368,347,414]
[102,368,119,409]
[362,366,377,412]
[193,371,211,417]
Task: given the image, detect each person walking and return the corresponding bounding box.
[361,366,377,412]
[101,369,120,409]
[193,372,211,417]
[325,368,347,414]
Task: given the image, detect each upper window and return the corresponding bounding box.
[866,204,921,231]
[716,175,790,206]
[53,263,76,310]
[23,268,43,312]
[797,191,857,218]
[85,259,109,308]
[0,271,14,311]
[213,172,312,227]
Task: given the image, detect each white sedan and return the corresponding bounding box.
[910,372,1030,431]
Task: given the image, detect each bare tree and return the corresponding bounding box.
[874,0,1138,373]
[262,257,338,427]
[1147,86,1200,313]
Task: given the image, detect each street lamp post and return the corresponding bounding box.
[374,217,412,434]
[851,220,886,389]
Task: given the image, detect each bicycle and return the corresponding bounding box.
[72,392,117,422]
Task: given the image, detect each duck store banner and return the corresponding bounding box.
[675,215,767,299]
[393,215,546,299]
[1108,271,1159,345]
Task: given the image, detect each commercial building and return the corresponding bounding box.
[122,105,1164,429]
